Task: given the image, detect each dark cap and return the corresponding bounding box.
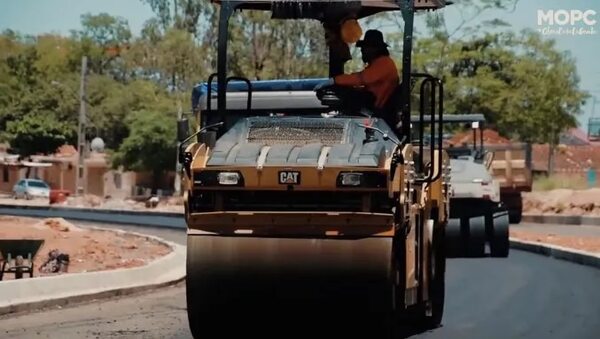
[356,29,389,48]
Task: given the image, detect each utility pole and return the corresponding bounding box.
[77,56,88,196]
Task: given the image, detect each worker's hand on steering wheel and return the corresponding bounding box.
[314,78,335,91]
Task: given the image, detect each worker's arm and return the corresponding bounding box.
[334,57,390,87]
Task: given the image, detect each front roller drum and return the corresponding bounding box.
[186,234,396,338]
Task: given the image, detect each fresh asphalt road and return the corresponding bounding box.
[0,221,599,339]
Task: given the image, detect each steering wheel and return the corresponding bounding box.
[315,85,344,107]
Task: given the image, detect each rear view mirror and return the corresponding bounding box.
[177,118,190,142]
[484,151,494,170]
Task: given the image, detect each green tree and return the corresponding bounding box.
[111,110,177,191]
[156,27,206,90]
[5,113,75,157]
[490,31,588,173]
[86,77,177,149]
[413,29,588,173]
[71,13,132,78]
[142,0,209,37]
[0,36,78,141]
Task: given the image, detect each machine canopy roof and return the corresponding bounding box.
[211,0,401,19]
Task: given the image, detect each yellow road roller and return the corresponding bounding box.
[179,1,451,337]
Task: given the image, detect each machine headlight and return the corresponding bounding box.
[217,172,241,185]
[194,171,244,187]
[336,172,386,188]
[472,178,489,185]
[340,173,363,186]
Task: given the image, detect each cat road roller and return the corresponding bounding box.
[412,114,511,258]
[179,1,452,338]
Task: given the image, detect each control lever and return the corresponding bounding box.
[358,124,403,146]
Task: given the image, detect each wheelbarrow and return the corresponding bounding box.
[0,239,45,280]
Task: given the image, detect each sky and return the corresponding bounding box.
[0,0,599,129]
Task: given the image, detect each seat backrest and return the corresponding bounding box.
[378,82,403,129]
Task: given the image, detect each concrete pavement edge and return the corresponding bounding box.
[0,230,186,316]
[509,238,600,270]
[522,214,600,226]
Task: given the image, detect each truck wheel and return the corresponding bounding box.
[509,208,522,224]
[466,216,486,257]
[503,192,523,224]
[490,211,510,257]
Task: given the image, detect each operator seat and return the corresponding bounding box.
[375,82,404,133]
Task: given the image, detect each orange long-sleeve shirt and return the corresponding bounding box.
[334,55,399,108]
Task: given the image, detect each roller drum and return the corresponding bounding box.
[186,234,396,338]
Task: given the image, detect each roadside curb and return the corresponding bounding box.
[0,225,186,316]
[509,238,600,270]
[0,204,186,228]
[522,214,600,227]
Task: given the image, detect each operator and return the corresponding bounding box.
[315,29,400,118]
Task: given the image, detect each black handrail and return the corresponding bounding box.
[226,76,252,113]
[412,73,444,184]
[206,72,218,113]
[205,74,253,114]
[419,79,427,173]
[412,73,434,174]
[428,78,436,181]
[430,78,444,182]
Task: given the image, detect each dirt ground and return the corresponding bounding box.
[511,229,600,253]
[523,188,600,215]
[0,216,171,280]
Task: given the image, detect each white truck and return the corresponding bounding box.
[427,114,511,257]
